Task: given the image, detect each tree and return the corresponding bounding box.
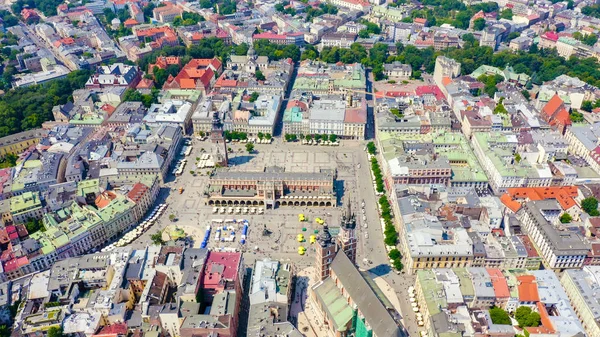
[151,231,164,245]
[473,18,486,31]
[265,133,272,140]
[393,259,403,271]
[583,4,600,18]
[249,92,260,102]
[582,197,600,216]
[0,11,18,28]
[47,327,63,337]
[190,170,195,175]
[384,231,398,246]
[515,306,541,327]
[246,143,254,153]
[388,249,401,260]
[570,110,585,123]
[515,306,532,327]
[500,8,513,20]
[358,29,370,38]
[142,3,155,21]
[367,142,377,155]
[257,132,264,140]
[489,306,511,325]
[25,218,44,234]
[514,153,521,163]
[582,100,594,112]
[0,69,91,136]
[521,89,530,101]
[494,102,508,114]
[255,70,265,81]
[123,88,159,108]
[0,153,18,169]
[328,134,337,142]
[567,0,574,9]
[0,325,10,337]
[169,214,176,222]
[560,213,572,223]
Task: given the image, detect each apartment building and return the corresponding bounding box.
[517,201,589,270]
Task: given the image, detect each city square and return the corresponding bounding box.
[132,139,374,268]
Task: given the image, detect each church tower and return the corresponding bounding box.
[338,202,357,264]
[315,225,336,281]
[210,112,228,167]
[246,44,258,73]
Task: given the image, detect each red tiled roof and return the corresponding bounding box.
[286,100,308,111]
[383,91,412,97]
[164,58,220,90]
[21,8,39,20]
[135,26,178,49]
[0,229,8,245]
[202,252,241,289]
[525,302,555,334]
[179,78,196,89]
[542,94,564,117]
[95,191,117,209]
[337,0,370,6]
[542,31,559,42]
[487,269,510,298]
[590,243,600,257]
[502,187,578,212]
[0,247,12,262]
[415,85,444,100]
[191,32,205,40]
[517,275,540,302]
[93,323,128,337]
[153,3,182,15]
[215,78,238,87]
[216,29,229,38]
[136,78,154,89]
[344,103,367,124]
[3,259,18,272]
[101,104,116,115]
[500,193,522,213]
[553,108,572,127]
[16,224,28,238]
[472,10,485,20]
[124,18,138,26]
[16,256,28,267]
[127,183,149,203]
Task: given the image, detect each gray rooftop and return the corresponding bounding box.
[330,252,405,337]
[564,267,600,320]
[521,201,589,256]
[212,167,335,182]
[569,123,600,151]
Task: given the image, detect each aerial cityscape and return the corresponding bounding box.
[0,0,600,336]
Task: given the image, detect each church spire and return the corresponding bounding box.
[247,44,256,59]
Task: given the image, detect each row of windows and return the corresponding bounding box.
[416,256,470,262]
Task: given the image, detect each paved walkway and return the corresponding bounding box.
[290,266,335,337]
